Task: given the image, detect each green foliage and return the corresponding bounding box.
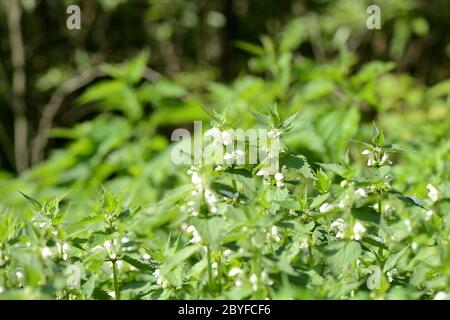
[0,1,449,300]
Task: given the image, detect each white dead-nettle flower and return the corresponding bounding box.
[104,240,119,260]
[223,249,231,257]
[352,221,366,241]
[41,246,53,259]
[355,188,367,198]
[57,242,70,261]
[223,152,233,162]
[250,274,258,284]
[229,267,242,277]
[411,242,418,252]
[142,253,151,260]
[261,271,274,286]
[267,128,281,139]
[153,268,169,288]
[330,218,347,239]
[180,223,188,232]
[214,165,224,171]
[361,149,371,155]
[235,280,242,287]
[404,219,412,232]
[434,291,449,300]
[319,203,333,213]
[221,130,233,146]
[191,171,203,189]
[379,153,390,165]
[426,184,439,202]
[15,271,24,286]
[204,127,221,140]
[121,237,130,244]
[204,188,218,213]
[274,172,284,188]
[256,169,267,176]
[211,262,219,276]
[386,268,397,283]
[425,210,433,220]
[340,180,348,187]
[367,158,375,167]
[186,225,202,245]
[270,226,281,242]
[338,195,350,208]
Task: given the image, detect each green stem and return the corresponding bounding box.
[112,260,120,300]
[206,245,214,292]
[377,193,383,215]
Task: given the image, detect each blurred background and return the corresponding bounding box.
[0,0,448,209]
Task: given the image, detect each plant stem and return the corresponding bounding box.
[206,245,214,292]
[112,260,120,300]
[377,193,383,215]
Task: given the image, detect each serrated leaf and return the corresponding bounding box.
[383,246,409,272]
[123,254,156,272]
[19,192,42,210]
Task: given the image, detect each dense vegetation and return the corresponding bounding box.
[0,0,449,299]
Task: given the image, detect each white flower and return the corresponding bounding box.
[41,247,53,259]
[411,242,418,252]
[191,172,203,189]
[229,267,242,277]
[221,130,233,146]
[142,253,151,260]
[15,271,23,281]
[319,203,333,213]
[250,274,258,284]
[361,149,371,155]
[270,226,281,242]
[235,280,242,287]
[274,172,284,181]
[340,180,348,187]
[204,127,221,139]
[338,195,349,208]
[267,128,281,139]
[223,249,231,256]
[404,219,412,232]
[434,291,449,300]
[386,268,397,282]
[352,221,366,240]
[330,218,347,239]
[223,152,234,162]
[426,184,439,202]
[103,240,118,260]
[256,169,267,176]
[153,268,169,288]
[186,225,202,244]
[355,188,367,198]
[380,153,389,165]
[425,210,433,220]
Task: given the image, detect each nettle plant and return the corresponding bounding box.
[0,106,447,300]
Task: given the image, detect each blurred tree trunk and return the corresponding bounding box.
[5,0,28,172]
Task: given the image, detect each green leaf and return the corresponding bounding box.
[310,193,329,209]
[325,241,362,274]
[163,245,199,272]
[194,217,225,248]
[383,246,409,273]
[19,192,42,210]
[122,255,156,272]
[372,122,384,146]
[250,110,271,126]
